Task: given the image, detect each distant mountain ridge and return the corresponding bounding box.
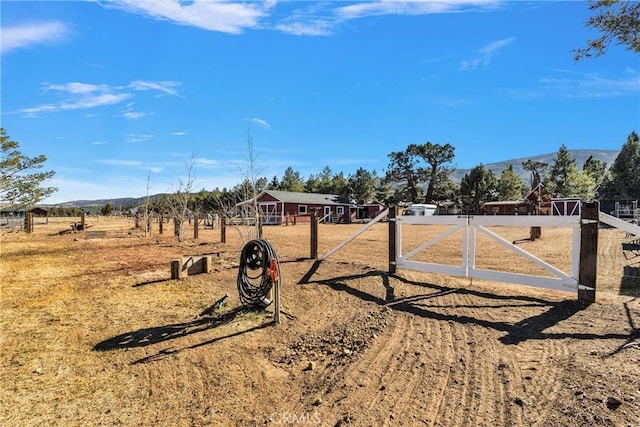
[44,194,171,209]
[449,149,619,184]
[48,149,619,207]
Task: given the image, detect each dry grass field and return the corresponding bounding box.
[1,216,639,426]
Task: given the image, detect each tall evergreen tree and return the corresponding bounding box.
[1,128,57,209]
[348,168,377,204]
[429,170,459,201]
[375,178,394,206]
[279,167,305,192]
[268,175,280,190]
[564,168,597,201]
[522,159,548,189]
[330,171,350,198]
[385,149,425,203]
[601,131,640,199]
[583,155,607,188]
[315,166,335,194]
[411,142,456,203]
[497,165,524,200]
[459,164,498,213]
[547,144,576,197]
[385,141,455,204]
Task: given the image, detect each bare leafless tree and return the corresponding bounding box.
[217,127,266,243]
[168,155,198,242]
[142,172,152,237]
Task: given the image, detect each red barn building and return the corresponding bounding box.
[242,190,356,224]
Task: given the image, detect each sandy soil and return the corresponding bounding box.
[1,216,639,426]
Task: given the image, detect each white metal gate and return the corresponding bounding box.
[395,214,591,292]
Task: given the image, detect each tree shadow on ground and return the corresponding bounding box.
[131,277,170,287]
[303,268,634,346]
[93,306,273,363]
[620,266,640,297]
[604,298,640,357]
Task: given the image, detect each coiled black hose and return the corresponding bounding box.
[237,239,280,308]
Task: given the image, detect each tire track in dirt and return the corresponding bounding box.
[426,290,516,427]
[436,289,570,426]
[315,311,442,425]
[512,338,570,426]
[327,312,414,423]
[281,279,571,426]
[323,288,518,426]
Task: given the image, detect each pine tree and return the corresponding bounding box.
[564,169,597,200]
[0,128,57,209]
[574,0,640,60]
[279,167,305,192]
[385,149,425,203]
[601,131,640,199]
[385,141,455,204]
[583,155,607,188]
[548,145,576,197]
[460,164,498,213]
[348,168,377,205]
[497,165,524,200]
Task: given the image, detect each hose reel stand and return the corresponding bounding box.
[237,239,281,323]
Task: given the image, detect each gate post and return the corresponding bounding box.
[388,206,397,273]
[25,212,33,233]
[257,210,264,239]
[578,201,599,303]
[310,209,318,259]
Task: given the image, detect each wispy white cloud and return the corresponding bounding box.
[460,37,514,70]
[129,80,182,97]
[104,0,274,34]
[170,131,186,136]
[127,134,154,143]
[94,158,165,174]
[91,141,107,145]
[275,1,502,36]
[100,0,502,37]
[275,19,333,36]
[195,158,220,168]
[538,71,640,98]
[250,118,271,129]
[47,82,109,94]
[336,0,501,20]
[120,103,146,120]
[1,21,70,53]
[16,80,181,117]
[21,89,132,116]
[122,111,146,120]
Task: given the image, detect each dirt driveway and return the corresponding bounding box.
[1,217,639,426]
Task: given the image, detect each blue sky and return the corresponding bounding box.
[2,0,639,204]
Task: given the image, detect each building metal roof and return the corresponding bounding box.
[254,190,354,206]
